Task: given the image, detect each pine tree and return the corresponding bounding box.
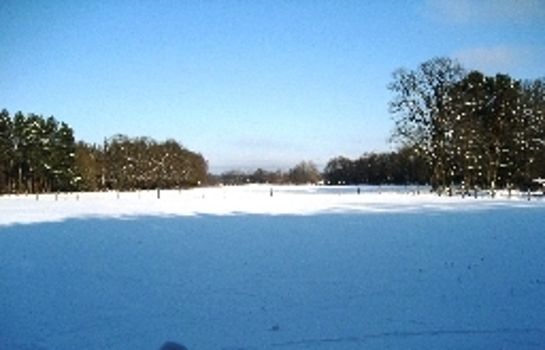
[0,109,12,192]
[51,122,77,191]
[520,78,545,186]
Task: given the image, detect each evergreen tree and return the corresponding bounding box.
[51,122,77,191]
[11,111,28,192]
[446,71,491,190]
[520,78,545,185]
[0,109,12,192]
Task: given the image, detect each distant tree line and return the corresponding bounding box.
[218,58,544,191]
[322,146,429,185]
[4,57,544,194]
[213,161,321,185]
[216,152,429,187]
[388,57,545,192]
[0,109,208,194]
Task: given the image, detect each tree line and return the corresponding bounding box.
[322,146,429,185]
[76,135,207,191]
[0,109,208,193]
[3,57,543,193]
[216,58,544,190]
[212,161,321,185]
[215,152,429,187]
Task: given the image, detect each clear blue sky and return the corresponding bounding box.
[1,0,544,172]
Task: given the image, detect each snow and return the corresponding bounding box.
[1,185,545,349]
[0,185,543,226]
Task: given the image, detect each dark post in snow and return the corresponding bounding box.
[157,188,161,199]
[357,187,360,195]
[270,188,273,197]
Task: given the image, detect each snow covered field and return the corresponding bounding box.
[1,185,545,349]
[1,185,543,226]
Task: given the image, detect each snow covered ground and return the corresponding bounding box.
[0,185,543,226]
[1,185,545,349]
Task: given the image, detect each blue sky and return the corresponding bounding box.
[1,0,544,172]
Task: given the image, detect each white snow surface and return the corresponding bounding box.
[0,185,543,226]
[1,185,545,349]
